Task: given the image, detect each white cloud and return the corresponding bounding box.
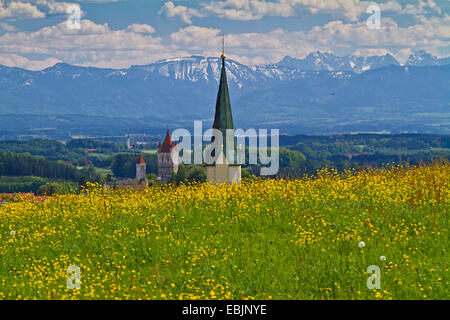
[73,0,119,2]
[36,0,77,15]
[126,23,155,34]
[352,48,394,56]
[394,48,414,64]
[170,14,449,63]
[200,0,294,21]
[0,0,85,18]
[170,25,221,47]
[159,0,444,24]
[158,1,204,24]
[0,22,17,31]
[0,13,448,70]
[0,53,60,70]
[0,20,173,68]
[401,0,441,15]
[0,1,45,19]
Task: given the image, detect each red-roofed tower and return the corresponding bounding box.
[157,129,179,183]
[136,153,148,185]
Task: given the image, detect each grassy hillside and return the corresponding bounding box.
[0,163,448,299]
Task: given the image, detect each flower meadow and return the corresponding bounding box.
[0,163,448,300]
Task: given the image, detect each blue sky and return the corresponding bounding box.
[0,0,449,69]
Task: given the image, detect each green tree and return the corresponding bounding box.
[37,182,69,196]
[279,148,306,168]
[173,164,188,184]
[105,173,114,182]
[110,153,157,178]
[146,173,157,186]
[241,168,255,180]
[187,165,206,183]
[78,165,101,183]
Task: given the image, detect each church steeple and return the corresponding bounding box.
[212,36,235,160]
[206,35,241,185]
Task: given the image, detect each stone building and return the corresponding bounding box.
[136,153,148,185]
[157,130,179,183]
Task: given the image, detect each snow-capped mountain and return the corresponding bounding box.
[406,50,450,67]
[28,51,447,92]
[406,50,439,66]
[36,55,354,92]
[129,56,266,89]
[274,51,400,73]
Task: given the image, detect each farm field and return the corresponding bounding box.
[0,163,448,300]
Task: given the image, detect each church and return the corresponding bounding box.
[114,43,241,186]
[156,46,241,185]
[153,44,241,185]
[205,47,241,184]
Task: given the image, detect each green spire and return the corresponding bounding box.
[213,58,234,132]
[212,57,236,161]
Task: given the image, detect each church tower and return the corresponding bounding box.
[206,37,241,184]
[136,153,148,186]
[157,129,179,183]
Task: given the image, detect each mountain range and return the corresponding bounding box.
[271,50,450,73]
[0,51,449,139]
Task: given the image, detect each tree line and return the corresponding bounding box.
[0,152,77,180]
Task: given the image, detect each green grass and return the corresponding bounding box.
[93,167,112,177]
[0,164,448,300]
[141,149,158,155]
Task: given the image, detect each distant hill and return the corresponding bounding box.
[0,51,449,138]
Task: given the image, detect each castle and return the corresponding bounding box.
[105,131,179,188]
